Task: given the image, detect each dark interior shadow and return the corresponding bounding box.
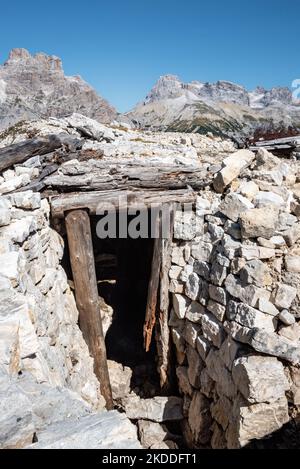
[90,214,160,397]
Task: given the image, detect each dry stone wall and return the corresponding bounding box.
[0,184,113,448]
[0,190,102,407]
[169,148,300,448]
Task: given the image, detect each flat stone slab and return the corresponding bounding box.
[123,395,183,422]
[29,411,141,449]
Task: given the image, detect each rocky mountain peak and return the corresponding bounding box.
[0,49,117,130]
[5,48,63,74]
[6,47,31,61]
[128,74,300,140]
[144,74,184,104]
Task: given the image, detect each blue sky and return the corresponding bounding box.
[0,0,299,112]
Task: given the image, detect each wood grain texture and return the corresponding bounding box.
[65,209,113,410]
[143,213,162,352]
[157,204,175,391]
[50,189,196,218]
[44,157,208,193]
[0,134,81,172]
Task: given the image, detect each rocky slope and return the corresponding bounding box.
[126,75,300,141]
[0,49,117,131]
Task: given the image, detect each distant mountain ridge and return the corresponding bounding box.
[0,48,117,130]
[126,75,300,141]
[1,50,300,141]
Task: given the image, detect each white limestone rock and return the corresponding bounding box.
[227,300,275,332]
[208,284,227,305]
[185,272,200,300]
[285,255,300,273]
[238,180,259,200]
[0,207,11,226]
[172,293,190,319]
[0,216,36,243]
[201,312,225,348]
[239,259,271,287]
[8,191,41,210]
[227,396,289,448]
[257,298,279,316]
[232,356,289,403]
[213,150,255,193]
[207,299,226,321]
[219,193,253,222]
[272,283,297,309]
[107,360,132,400]
[0,174,30,195]
[239,245,275,260]
[29,411,141,449]
[138,420,174,449]
[250,328,300,364]
[0,251,22,286]
[191,240,213,262]
[254,191,285,208]
[0,372,35,449]
[185,301,205,323]
[174,211,203,241]
[278,310,296,326]
[171,245,188,266]
[240,207,279,239]
[225,273,270,307]
[281,223,300,247]
[171,328,186,361]
[278,322,300,342]
[170,265,183,279]
[65,113,115,142]
[124,395,183,422]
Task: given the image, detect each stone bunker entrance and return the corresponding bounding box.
[51,190,193,414]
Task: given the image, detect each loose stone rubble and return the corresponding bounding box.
[0,113,300,449]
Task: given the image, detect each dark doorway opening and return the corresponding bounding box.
[60,209,163,397]
[90,212,160,397]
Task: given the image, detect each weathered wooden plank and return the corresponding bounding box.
[45,171,208,190]
[144,213,162,352]
[250,144,294,152]
[50,189,196,218]
[44,158,208,192]
[0,134,81,172]
[254,135,300,147]
[65,209,113,410]
[157,203,175,391]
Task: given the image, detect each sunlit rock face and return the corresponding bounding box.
[127,74,300,140]
[0,48,117,130]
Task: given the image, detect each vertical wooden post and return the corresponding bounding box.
[65,209,113,410]
[143,211,162,352]
[157,203,175,392]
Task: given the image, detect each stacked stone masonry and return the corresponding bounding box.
[0,190,110,448]
[1,115,300,448]
[170,148,300,448]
